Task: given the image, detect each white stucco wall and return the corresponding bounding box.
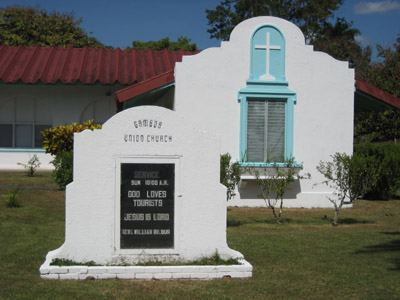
[0,83,120,169]
[45,106,243,265]
[174,17,354,208]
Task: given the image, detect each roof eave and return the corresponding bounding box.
[115,71,175,104]
[355,79,400,109]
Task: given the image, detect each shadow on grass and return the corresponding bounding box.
[227,219,243,227]
[356,232,400,271]
[227,217,375,227]
[338,218,374,225]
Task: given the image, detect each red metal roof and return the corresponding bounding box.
[356,79,400,109]
[115,71,175,103]
[0,45,199,85]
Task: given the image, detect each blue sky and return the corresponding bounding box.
[1,0,399,60]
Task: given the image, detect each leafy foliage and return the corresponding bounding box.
[0,6,105,48]
[313,17,371,70]
[3,186,21,208]
[206,0,344,42]
[246,158,309,224]
[51,258,98,266]
[358,35,400,98]
[220,153,241,200]
[41,120,101,189]
[354,143,400,200]
[17,154,41,177]
[354,109,400,144]
[317,152,379,225]
[52,150,73,190]
[41,120,101,156]
[127,36,198,51]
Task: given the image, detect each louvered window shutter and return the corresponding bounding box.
[247,99,286,162]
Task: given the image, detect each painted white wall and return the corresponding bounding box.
[174,17,354,208]
[44,106,244,265]
[0,83,119,169]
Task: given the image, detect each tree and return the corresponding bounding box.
[246,158,309,224]
[0,6,105,48]
[313,17,372,70]
[317,153,378,226]
[354,109,400,144]
[205,0,372,71]
[127,36,198,51]
[206,0,344,42]
[358,34,400,98]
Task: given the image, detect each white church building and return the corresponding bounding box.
[1,17,399,207]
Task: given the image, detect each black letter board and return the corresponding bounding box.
[120,163,174,249]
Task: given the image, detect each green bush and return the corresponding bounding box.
[3,186,21,208]
[41,120,101,155]
[41,120,101,189]
[220,153,241,200]
[354,143,400,200]
[354,109,400,144]
[52,150,73,190]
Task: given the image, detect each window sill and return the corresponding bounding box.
[0,148,46,153]
[239,163,303,189]
[239,162,303,168]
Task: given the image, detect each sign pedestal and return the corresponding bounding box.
[40,106,252,280]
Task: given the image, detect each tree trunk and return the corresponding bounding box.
[271,206,282,224]
[332,207,340,226]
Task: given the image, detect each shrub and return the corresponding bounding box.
[354,109,400,144]
[220,153,241,200]
[52,150,73,190]
[317,153,378,225]
[354,143,400,200]
[41,120,101,155]
[41,120,101,189]
[3,186,21,208]
[246,158,309,224]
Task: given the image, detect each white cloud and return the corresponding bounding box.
[355,34,372,47]
[354,1,400,14]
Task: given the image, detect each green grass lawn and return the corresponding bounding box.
[0,172,399,300]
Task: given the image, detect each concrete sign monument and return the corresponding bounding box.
[40,106,252,280]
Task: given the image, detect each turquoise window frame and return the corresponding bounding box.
[0,148,46,153]
[238,85,297,167]
[238,24,298,167]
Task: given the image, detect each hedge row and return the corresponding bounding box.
[354,143,400,200]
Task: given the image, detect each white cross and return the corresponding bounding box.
[255,32,281,81]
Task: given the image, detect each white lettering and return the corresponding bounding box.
[123,213,144,221]
[127,191,140,198]
[146,190,167,198]
[145,180,158,186]
[134,229,152,235]
[122,229,134,235]
[153,213,169,221]
[132,199,163,207]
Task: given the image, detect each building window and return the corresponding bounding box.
[0,97,52,148]
[80,98,115,124]
[238,24,296,165]
[247,98,286,162]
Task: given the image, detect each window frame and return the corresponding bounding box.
[238,23,300,167]
[238,87,296,167]
[246,97,287,163]
[0,98,52,149]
